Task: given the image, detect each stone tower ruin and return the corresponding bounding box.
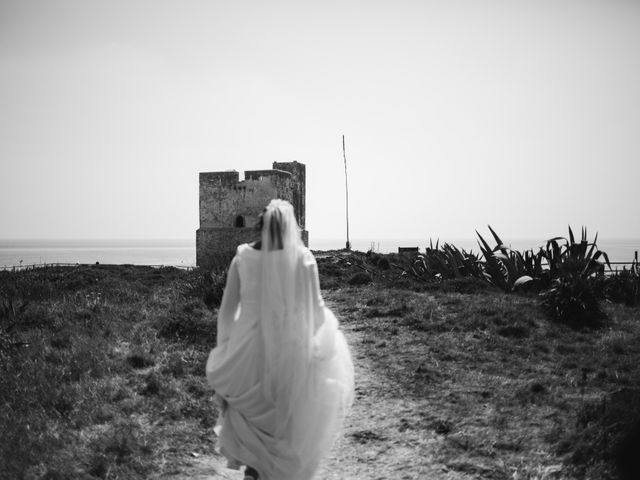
[196,161,307,269]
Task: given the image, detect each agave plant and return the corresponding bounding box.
[412,239,482,280]
[542,226,610,280]
[476,225,540,292]
[443,243,484,278]
[540,226,611,328]
[540,275,605,328]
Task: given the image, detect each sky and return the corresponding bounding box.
[1,0,639,246]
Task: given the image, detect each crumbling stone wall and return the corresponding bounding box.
[196,161,307,269]
[273,162,305,229]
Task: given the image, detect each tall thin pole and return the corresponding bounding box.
[342,135,351,250]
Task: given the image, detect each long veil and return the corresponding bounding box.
[258,200,310,441]
[224,199,354,479]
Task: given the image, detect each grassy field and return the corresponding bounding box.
[1,265,220,479]
[1,253,639,479]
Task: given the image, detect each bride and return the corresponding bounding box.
[206,199,354,480]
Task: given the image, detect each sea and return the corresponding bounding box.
[0,237,638,270]
[0,239,196,269]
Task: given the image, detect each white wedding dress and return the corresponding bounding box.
[206,242,354,480]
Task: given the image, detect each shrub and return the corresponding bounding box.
[561,388,640,480]
[536,227,612,328]
[412,241,483,281]
[543,227,610,280]
[185,269,227,308]
[316,260,344,278]
[476,226,541,292]
[540,276,605,328]
[604,267,640,307]
[367,253,390,270]
[348,272,372,286]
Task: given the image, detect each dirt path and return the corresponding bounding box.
[161,300,475,480]
[308,321,464,480]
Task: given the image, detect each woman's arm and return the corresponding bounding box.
[216,255,241,345]
[303,251,326,333]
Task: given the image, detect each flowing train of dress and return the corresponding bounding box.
[206,244,354,480]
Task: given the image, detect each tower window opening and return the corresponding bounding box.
[234,215,245,227]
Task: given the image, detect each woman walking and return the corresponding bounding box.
[206,199,354,480]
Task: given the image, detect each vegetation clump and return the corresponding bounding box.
[399,226,636,329]
[348,271,372,286]
[0,264,218,479]
[186,269,227,308]
[603,264,640,307]
[561,387,640,480]
[541,275,605,328]
[366,252,390,270]
[319,225,637,330]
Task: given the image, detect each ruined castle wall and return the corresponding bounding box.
[273,161,305,229]
[197,162,307,270]
[196,227,260,271]
[244,169,295,213]
[199,171,292,228]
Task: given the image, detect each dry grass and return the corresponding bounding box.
[1,255,639,479]
[0,265,220,479]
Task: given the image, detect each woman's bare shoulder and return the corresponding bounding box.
[236,243,260,254]
[230,244,256,265]
[299,246,317,267]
